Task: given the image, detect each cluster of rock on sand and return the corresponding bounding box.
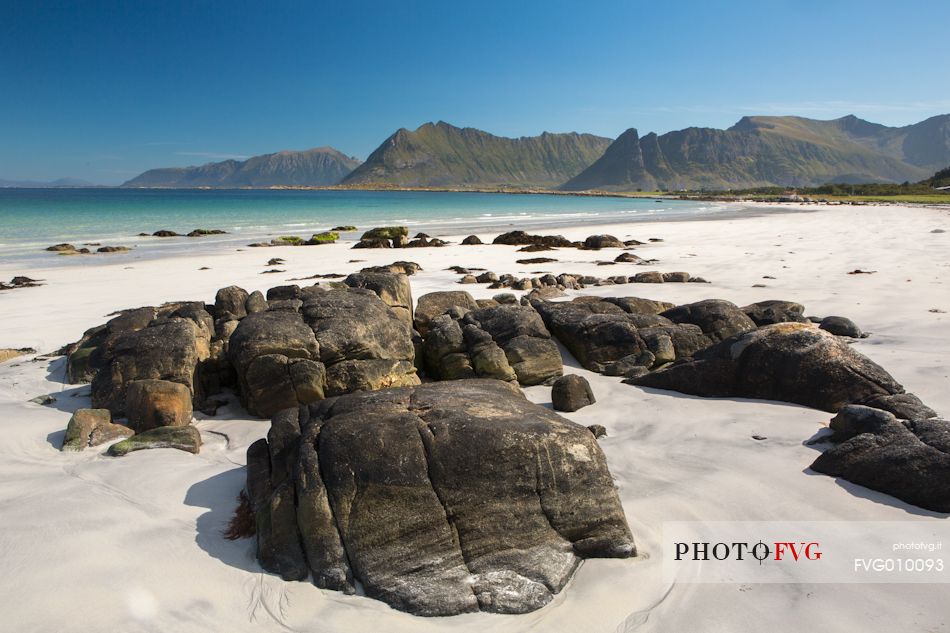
[53,231,947,616]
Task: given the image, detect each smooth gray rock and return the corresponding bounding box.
[247,380,635,616]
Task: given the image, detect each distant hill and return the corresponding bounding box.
[341,121,612,188]
[561,114,950,191]
[0,177,96,188]
[123,147,361,188]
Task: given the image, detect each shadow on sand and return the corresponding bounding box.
[184,467,261,573]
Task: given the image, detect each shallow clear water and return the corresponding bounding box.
[0,188,733,266]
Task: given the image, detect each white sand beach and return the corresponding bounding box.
[1,202,948,632]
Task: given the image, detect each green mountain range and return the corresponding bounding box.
[120,114,950,191]
[561,114,950,191]
[341,121,613,188]
[122,147,361,188]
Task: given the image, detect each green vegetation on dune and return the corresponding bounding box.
[342,121,612,188]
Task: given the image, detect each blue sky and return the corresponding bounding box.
[2,0,948,184]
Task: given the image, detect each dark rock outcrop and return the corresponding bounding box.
[422,304,563,386]
[583,235,624,249]
[246,380,635,616]
[493,231,574,248]
[661,299,756,343]
[361,261,421,276]
[533,297,708,374]
[819,315,866,338]
[302,289,419,396]
[67,283,419,422]
[65,306,160,383]
[630,323,908,412]
[742,300,807,326]
[91,317,208,417]
[343,272,413,327]
[812,405,949,512]
[460,305,563,386]
[215,285,249,319]
[414,291,479,336]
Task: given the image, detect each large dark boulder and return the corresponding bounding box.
[461,305,562,385]
[661,299,756,343]
[812,406,950,512]
[302,288,419,396]
[246,380,635,616]
[91,318,207,417]
[819,315,866,338]
[551,375,596,412]
[493,231,574,248]
[214,285,249,319]
[414,291,479,336]
[630,323,907,412]
[343,272,413,327]
[361,226,409,241]
[604,296,675,315]
[533,298,708,374]
[69,284,419,422]
[741,300,807,326]
[583,234,624,249]
[65,307,159,383]
[423,315,515,382]
[228,311,324,417]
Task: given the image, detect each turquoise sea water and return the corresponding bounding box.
[0,189,733,266]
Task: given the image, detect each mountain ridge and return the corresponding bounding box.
[0,177,97,188]
[341,121,613,188]
[122,147,361,188]
[563,114,950,191]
